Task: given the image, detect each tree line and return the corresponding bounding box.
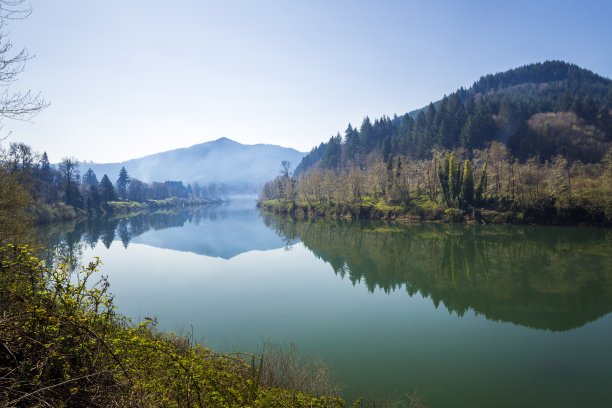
[294,61,612,176]
[1,141,225,216]
[261,142,612,223]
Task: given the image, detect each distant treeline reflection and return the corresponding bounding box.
[263,214,612,331]
[37,205,232,263]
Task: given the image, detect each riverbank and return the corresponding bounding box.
[32,197,225,224]
[0,244,345,407]
[258,195,612,226]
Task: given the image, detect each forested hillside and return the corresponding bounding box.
[295,61,612,174]
[262,61,612,225]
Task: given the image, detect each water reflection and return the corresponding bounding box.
[37,201,289,264]
[33,206,612,406]
[37,205,612,332]
[262,215,612,331]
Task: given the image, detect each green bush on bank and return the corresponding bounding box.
[30,202,86,224]
[32,198,223,224]
[0,244,345,408]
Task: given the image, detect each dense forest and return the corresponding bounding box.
[0,142,225,223]
[296,61,612,171]
[261,61,612,225]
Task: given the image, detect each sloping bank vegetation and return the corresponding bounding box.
[259,142,612,226]
[260,62,612,226]
[34,196,219,224]
[2,141,225,224]
[1,164,349,407]
[0,244,347,408]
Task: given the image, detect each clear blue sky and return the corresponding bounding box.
[5,0,612,163]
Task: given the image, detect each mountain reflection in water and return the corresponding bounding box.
[37,204,612,332]
[37,201,291,262]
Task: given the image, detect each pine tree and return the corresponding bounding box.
[448,152,461,205]
[99,174,117,202]
[475,161,488,203]
[460,160,474,205]
[571,95,585,118]
[59,158,82,208]
[559,91,572,111]
[438,155,450,205]
[40,152,51,176]
[87,185,101,212]
[116,167,130,200]
[83,168,99,189]
[396,157,402,179]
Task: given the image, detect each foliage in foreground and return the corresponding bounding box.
[0,244,345,408]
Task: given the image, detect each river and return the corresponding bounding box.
[36,200,612,407]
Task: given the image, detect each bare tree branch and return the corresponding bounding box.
[0,0,48,126]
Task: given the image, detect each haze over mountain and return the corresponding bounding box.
[79,138,305,194]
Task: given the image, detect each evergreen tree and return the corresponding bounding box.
[83,168,99,189]
[604,89,612,110]
[344,123,359,158]
[571,94,585,118]
[559,91,572,111]
[381,137,391,160]
[386,153,393,172]
[40,152,51,178]
[99,174,117,202]
[116,167,130,200]
[475,161,488,203]
[582,97,599,123]
[321,134,342,169]
[86,185,101,212]
[437,155,450,205]
[396,157,402,179]
[35,151,55,203]
[59,157,82,208]
[448,152,461,204]
[291,61,612,175]
[359,116,373,149]
[598,106,612,139]
[460,160,474,205]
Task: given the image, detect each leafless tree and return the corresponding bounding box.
[0,0,47,136]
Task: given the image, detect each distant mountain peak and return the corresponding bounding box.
[212,137,237,144]
[80,138,305,194]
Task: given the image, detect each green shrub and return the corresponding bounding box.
[0,244,346,408]
[444,208,464,223]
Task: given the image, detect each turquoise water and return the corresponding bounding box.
[37,201,612,407]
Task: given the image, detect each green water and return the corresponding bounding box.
[37,201,612,407]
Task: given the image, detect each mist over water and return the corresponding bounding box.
[36,204,612,407]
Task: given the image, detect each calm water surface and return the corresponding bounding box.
[37,200,612,407]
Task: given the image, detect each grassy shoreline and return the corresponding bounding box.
[258,195,612,226]
[31,197,225,224]
[0,244,346,407]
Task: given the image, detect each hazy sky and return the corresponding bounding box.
[4,0,612,163]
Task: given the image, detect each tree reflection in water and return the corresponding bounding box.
[263,214,612,331]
